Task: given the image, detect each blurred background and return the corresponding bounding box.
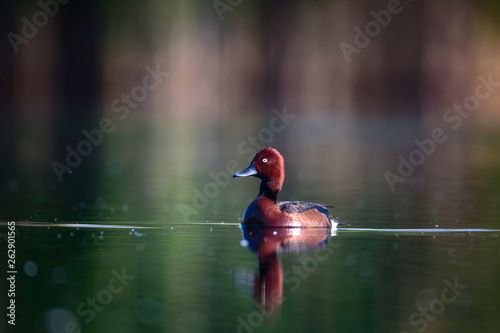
[1,0,500,224]
[2,1,500,333]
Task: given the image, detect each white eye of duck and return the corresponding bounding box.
[262,158,268,163]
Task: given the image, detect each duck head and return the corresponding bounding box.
[233,147,285,200]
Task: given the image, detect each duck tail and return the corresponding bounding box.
[332,218,349,227]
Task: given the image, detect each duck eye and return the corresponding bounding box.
[262,158,268,163]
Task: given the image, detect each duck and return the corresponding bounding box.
[233,147,342,228]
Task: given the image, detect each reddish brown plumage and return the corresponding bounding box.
[233,147,337,228]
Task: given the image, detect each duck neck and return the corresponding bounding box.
[258,178,282,203]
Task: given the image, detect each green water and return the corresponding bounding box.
[1,119,500,332]
[3,221,500,333]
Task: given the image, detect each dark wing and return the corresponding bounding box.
[278,201,334,220]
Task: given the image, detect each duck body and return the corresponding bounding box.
[233,147,341,228]
[242,197,336,228]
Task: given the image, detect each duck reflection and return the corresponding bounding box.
[241,227,335,319]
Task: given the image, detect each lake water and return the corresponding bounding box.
[2,118,500,332]
[5,219,500,333]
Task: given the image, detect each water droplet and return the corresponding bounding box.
[44,308,79,333]
[52,267,67,284]
[24,261,38,277]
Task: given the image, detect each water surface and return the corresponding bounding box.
[2,119,500,332]
[5,220,499,333]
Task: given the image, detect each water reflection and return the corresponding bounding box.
[241,227,334,321]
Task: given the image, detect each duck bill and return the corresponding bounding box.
[233,163,258,178]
